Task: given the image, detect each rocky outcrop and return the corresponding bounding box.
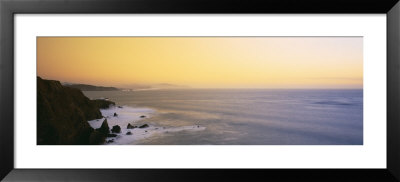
[96,119,110,135]
[106,139,114,143]
[91,99,115,109]
[127,123,137,129]
[138,124,149,128]
[111,125,121,133]
[37,77,113,145]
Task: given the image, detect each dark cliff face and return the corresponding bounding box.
[37,77,109,145]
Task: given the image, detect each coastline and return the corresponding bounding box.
[39,80,362,145]
[87,105,206,145]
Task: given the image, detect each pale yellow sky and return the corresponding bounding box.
[37,37,363,89]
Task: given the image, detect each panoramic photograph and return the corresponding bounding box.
[37,37,363,145]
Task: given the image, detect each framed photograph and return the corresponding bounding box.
[1,0,399,181]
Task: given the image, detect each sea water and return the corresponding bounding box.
[84,89,363,145]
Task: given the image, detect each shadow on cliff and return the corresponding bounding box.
[37,77,114,145]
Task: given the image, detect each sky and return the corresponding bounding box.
[37,37,363,89]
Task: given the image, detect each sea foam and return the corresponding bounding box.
[88,106,205,145]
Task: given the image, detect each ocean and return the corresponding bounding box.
[84,89,363,145]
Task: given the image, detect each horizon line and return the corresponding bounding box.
[37,76,363,90]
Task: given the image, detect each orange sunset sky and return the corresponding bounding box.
[37,37,363,89]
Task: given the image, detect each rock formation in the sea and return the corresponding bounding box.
[114,113,118,117]
[138,124,149,128]
[127,123,137,129]
[111,125,121,133]
[126,131,132,135]
[106,139,114,143]
[140,115,146,118]
[37,77,113,145]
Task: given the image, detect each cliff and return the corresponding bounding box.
[37,77,113,145]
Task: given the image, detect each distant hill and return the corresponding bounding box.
[118,83,189,90]
[64,84,120,91]
[62,82,188,91]
[153,83,189,89]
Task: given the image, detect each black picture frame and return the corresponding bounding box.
[1,0,399,181]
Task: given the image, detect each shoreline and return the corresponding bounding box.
[87,105,205,145]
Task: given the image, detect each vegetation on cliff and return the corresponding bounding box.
[37,77,113,145]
